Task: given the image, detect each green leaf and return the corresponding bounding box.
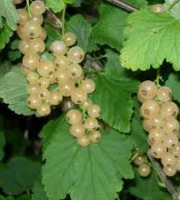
[166,72,180,103]
[42,116,134,200]
[0,115,5,161]
[0,61,12,78]
[0,67,35,116]
[0,157,40,195]
[46,0,65,13]
[91,51,139,133]
[129,170,172,200]
[130,98,148,154]
[0,22,13,52]
[67,15,91,52]
[91,1,147,50]
[8,50,21,62]
[0,0,19,30]
[64,0,74,4]
[0,196,14,200]
[120,10,180,71]
[32,180,48,200]
[165,0,180,19]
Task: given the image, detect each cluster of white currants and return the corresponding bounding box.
[16,0,102,146]
[138,81,180,176]
[133,155,151,177]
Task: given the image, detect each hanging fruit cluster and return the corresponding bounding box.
[138,81,180,176]
[16,0,102,147]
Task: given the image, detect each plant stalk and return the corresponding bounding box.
[167,0,180,11]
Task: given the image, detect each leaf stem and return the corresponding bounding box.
[62,5,67,38]
[167,0,180,11]
[26,0,32,18]
[106,0,138,12]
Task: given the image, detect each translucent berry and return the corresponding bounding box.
[27,95,41,109]
[140,100,160,119]
[54,56,69,70]
[151,143,166,158]
[68,63,82,79]
[133,155,146,166]
[64,32,76,46]
[31,14,43,25]
[77,135,90,147]
[17,9,29,25]
[138,164,151,177]
[161,153,176,167]
[37,61,55,77]
[30,0,46,15]
[24,21,42,39]
[89,131,101,143]
[70,124,85,138]
[19,39,30,54]
[27,72,39,83]
[163,166,176,177]
[151,4,164,13]
[59,81,75,97]
[55,69,70,83]
[66,109,83,125]
[50,41,67,56]
[160,102,179,118]
[138,81,158,100]
[29,38,45,53]
[87,104,101,118]
[38,77,50,88]
[84,118,99,131]
[37,103,51,117]
[82,79,96,94]
[49,91,63,106]
[68,46,85,64]
[157,86,172,103]
[71,88,87,104]
[22,52,39,71]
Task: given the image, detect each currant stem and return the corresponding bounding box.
[62,5,67,38]
[155,68,161,88]
[167,0,180,11]
[26,0,32,18]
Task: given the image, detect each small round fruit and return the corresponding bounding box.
[29,38,45,53]
[31,14,43,25]
[17,9,29,25]
[50,41,67,56]
[24,21,42,39]
[149,114,164,129]
[148,128,164,144]
[55,69,70,83]
[36,103,51,117]
[89,131,101,143]
[49,91,63,105]
[38,77,50,88]
[64,32,76,46]
[22,52,39,71]
[61,98,74,111]
[160,102,179,118]
[164,117,179,135]
[27,95,41,109]
[17,25,28,40]
[38,88,50,101]
[30,0,46,15]
[163,134,178,148]
[171,143,180,157]
[140,100,160,119]
[68,46,85,64]
[157,86,172,103]
[68,63,82,79]
[39,28,47,40]
[82,99,92,110]
[163,166,176,177]
[138,81,158,100]
[151,143,166,158]
[161,153,176,167]
[27,72,39,83]
[70,124,85,138]
[133,155,146,166]
[151,4,164,13]
[77,135,90,147]
[138,164,151,177]
[19,39,30,54]
[66,109,83,125]
[82,79,96,94]
[54,56,69,70]
[27,83,40,94]
[87,104,101,118]
[38,61,55,77]
[71,88,87,104]
[59,81,75,97]
[84,118,99,131]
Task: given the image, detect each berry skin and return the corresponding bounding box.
[24,21,42,39]
[29,38,45,53]
[148,128,164,145]
[38,88,50,101]
[84,118,99,131]
[37,61,55,77]
[19,39,30,54]
[163,117,179,135]
[70,124,85,138]
[68,46,85,64]
[50,41,67,56]
[163,166,176,177]
[59,81,75,97]
[89,131,101,143]
[27,95,41,109]
[31,14,44,25]
[82,99,92,110]
[55,69,70,83]
[71,88,87,105]
[49,91,63,106]
[133,155,146,166]
[66,109,83,125]
[82,79,96,94]
[17,9,29,25]
[138,163,151,177]
[157,86,172,103]
[160,102,179,118]
[30,0,46,15]
[22,52,39,71]
[68,63,82,79]
[161,153,176,167]
[38,77,50,88]
[27,72,39,83]
[77,135,90,147]
[36,103,51,117]
[64,32,77,46]
[87,104,101,118]
[151,143,166,159]
[140,100,160,119]
[138,81,158,100]
[54,56,69,70]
